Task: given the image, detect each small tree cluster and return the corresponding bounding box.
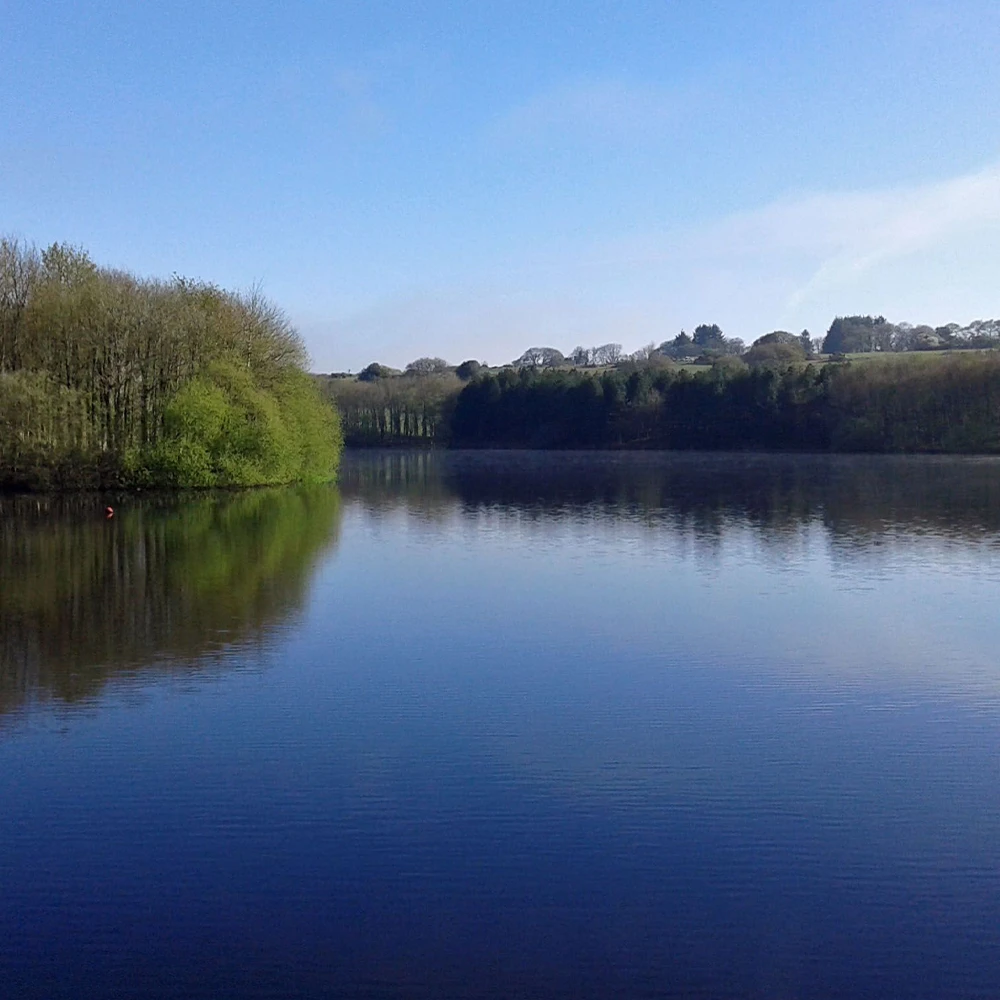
[405,356,450,375]
[744,331,806,367]
[514,347,566,368]
[658,326,745,360]
[820,315,1000,354]
[567,344,623,366]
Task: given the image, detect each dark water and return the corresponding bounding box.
[2,452,1000,999]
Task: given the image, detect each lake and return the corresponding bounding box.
[2,450,1000,999]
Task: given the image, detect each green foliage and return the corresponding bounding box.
[325,369,461,446]
[274,370,344,482]
[447,354,1000,454]
[745,338,806,366]
[822,315,895,354]
[150,362,342,487]
[753,330,799,346]
[357,362,396,381]
[693,324,725,349]
[514,347,566,368]
[827,354,1000,452]
[0,236,341,488]
[406,356,450,375]
[658,331,700,360]
[455,359,483,381]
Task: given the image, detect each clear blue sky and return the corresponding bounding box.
[4,1,999,371]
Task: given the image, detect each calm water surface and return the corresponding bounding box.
[2,451,1000,999]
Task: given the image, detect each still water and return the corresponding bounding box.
[2,451,1000,999]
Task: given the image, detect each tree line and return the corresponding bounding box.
[327,312,1000,452]
[449,355,1000,452]
[0,237,341,488]
[327,351,1000,453]
[507,316,1000,369]
[561,316,1000,365]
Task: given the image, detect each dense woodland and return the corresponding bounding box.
[326,338,1000,454]
[0,237,341,488]
[448,356,1000,452]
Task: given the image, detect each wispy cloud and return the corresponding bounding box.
[783,165,1000,307]
[490,77,695,145]
[595,160,1000,313]
[306,161,1000,370]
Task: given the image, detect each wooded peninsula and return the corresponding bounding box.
[0,238,341,489]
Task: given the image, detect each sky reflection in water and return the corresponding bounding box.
[1,452,999,999]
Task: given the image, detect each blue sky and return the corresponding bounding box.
[3,1,1000,371]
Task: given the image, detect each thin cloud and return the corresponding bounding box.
[782,163,1000,308]
[306,160,1000,370]
[596,160,1000,310]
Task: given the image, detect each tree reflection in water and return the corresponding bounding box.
[0,487,341,716]
[340,449,1000,549]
